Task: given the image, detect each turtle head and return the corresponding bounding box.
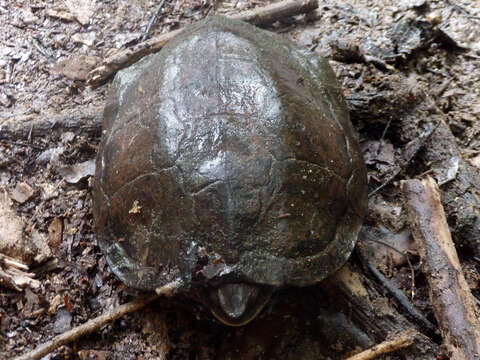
[206,283,273,326]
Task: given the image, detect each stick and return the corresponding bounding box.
[229,0,317,26]
[0,107,103,141]
[365,262,435,333]
[87,0,318,87]
[142,0,167,41]
[344,329,417,360]
[0,253,40,291]
[402,176,480,360]
[13,280,182,360]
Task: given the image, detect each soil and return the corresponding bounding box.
[1,0,479,359]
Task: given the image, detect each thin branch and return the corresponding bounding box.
[344,329,417,360]
[366,262,435,333]
[14,280,182,360]
[87,0,318,87]
[142,0,167,41]
[0,253,40,291]
[445,0,480,21]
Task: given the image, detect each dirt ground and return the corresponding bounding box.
[1,0,480,359]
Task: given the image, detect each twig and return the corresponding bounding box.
[1,140,45,150]
[463,53,480,60]
[31,37,54,60]
[368,120,438,198]
[228,0,317,26]
[361,237,417,298]
[445,0,480,21]
[362,54,396,71]
[0,253,29,271]
[366,262,435,333]
[13,280,182,360]
[87,0,318,87]
[368,171,400,198]
[344,329,417,360]
[0,253,40,291]
[405,253,415,300]
[142,0,167,41]
[379,117,392,142]
[402,176,480,359]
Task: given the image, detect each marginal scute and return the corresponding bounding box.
[93,16,367,326]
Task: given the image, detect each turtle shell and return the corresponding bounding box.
[93,16,367,325]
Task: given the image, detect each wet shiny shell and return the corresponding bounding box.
[93,16,367,293]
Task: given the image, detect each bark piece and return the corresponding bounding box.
[403,96,480,256]
[0,107,103,141]
[402,176,480,360]
[0,191,28,262]
[0,253,40,291]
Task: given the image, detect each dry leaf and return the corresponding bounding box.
[48,217,63,248]
[50,55,100,81]
[64,0,95,26]
[46,8,75,22]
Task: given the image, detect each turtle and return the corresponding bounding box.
[93,15,367,326]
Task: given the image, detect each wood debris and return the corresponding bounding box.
[403,176,480,360]
[0,253,40,291]
[345,329,417,360]
[87,0,318,87]
[13,281,181,360]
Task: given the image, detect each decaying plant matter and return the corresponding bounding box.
[2,0,480,359]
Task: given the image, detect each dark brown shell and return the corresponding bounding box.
[94,16,367,297]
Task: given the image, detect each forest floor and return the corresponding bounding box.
[1,0,479,359]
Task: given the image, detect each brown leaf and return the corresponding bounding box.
[64,0,95,26]
[64,294,74,312]
[48,217,63,248]
[50,56,100,81]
